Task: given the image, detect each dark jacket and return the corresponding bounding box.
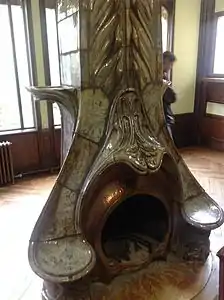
[163,73,176,125]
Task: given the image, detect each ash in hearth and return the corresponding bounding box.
[104,233,160,265]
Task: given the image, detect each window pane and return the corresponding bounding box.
[61,52,80,86]
[214,16,224,74]
[161,6,169,52]
[12,5,34,128]
[61,54,72,85]
[53,103,61,126]
[58,13,79,54]
[0,4,21,130]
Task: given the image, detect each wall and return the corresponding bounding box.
[215,0,224,12]
[172,0,201,114]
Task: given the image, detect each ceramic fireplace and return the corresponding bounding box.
[29,0,224,299]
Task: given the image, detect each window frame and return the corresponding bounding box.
[0,1,35,132]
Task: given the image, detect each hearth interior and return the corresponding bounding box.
[102,194,169,267]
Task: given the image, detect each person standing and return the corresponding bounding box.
[162,51,177,139]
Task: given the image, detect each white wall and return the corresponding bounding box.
[207,102,224,116]
[215,0,224,12]
[172,0,201,114]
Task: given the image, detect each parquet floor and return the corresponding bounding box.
[0,148,223,300]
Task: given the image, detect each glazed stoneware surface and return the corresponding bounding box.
[28,0,224,297]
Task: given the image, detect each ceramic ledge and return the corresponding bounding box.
[182,194,224,230]
[28,235,96,283]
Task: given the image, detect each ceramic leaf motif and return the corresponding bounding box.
[90,0,159,95]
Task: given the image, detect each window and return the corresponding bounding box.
[44,4,80,126]
[0,3,34,131]
[213,16,224,75]
[57,12,80,86]
[161,6,169,52]
[45,7,61,126]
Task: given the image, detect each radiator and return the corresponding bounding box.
[0,141,14,186]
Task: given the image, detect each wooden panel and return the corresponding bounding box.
[200,115,224,151]
[0,128,61,175]
[38,129,58,169]
[197,79,224,151]
[0,131,40,174]
[206,80,224,104]
[173,113,197,148]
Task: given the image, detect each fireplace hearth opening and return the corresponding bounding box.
[101,194,170,271]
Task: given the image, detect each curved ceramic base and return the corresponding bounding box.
[42,254,218,300]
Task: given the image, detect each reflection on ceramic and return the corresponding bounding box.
[183,195,224,229]
[90,254,215,300]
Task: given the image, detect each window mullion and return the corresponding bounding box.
[7,2,24,129]
[21,1,32,85]
[21,0,37,127]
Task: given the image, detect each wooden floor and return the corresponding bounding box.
[0,148,223,300]
[181,148,224,254]
[0,174,56,300]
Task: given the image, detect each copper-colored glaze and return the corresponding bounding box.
[82,160,175,279]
